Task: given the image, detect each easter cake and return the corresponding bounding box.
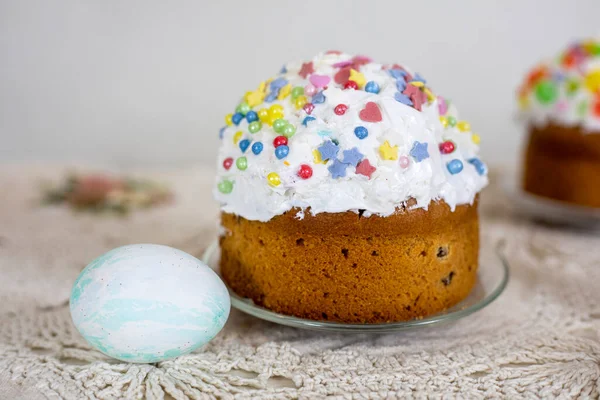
[519,39,600,208]
[214,52,488,323]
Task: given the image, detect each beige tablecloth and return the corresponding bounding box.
[0,165,598,399]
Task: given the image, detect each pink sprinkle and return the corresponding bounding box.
[333,60,353,68]
[309,74,331,88]
[353,55,373,63]
[304,84,317,96]
[556,100,568,112]
[399,156,410,169]
[438,96,448,115]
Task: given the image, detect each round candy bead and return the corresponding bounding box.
[303,103,315,114]
[472,134,481,144]
[217,180,233,194]
[273,118,287,133]
[223,157,233,170]
[257,108,269,122]
[268,105,284,122]
[246,111,258,123]
[239,139,250,153]
[273,136,288,147]
[236,156,248,171]
[334,104,348,115]
[267,172,281,187]
[344,80,358,90]
[231,113,244,125]
[447,116,457,127]
[251,142,263,155]
[298,164,313,179]
[535,80,558,105]
[447,159,463,175]
[304,84,317,96]
[248,121,262,133]
[225,113,233,126]
[294,95,308,110]
[439,116,448,128]
[236,102,251,115]
[439,141,455,154]
[291,86,304,100]
[399,156,410,169]
[282,124,296,138]
[456,121,470,132]
[354,126,368,140]
[364,81,380,94]
[275,145,289,159]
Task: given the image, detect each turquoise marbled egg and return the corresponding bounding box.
[70,244,230,363]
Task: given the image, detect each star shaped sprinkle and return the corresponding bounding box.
[341,147,364,167]
[394,92,413,106]
[299,62,314,78]
[403,84,427,111]
[318,141,339,161]
[302,116,316,126]
[379,141,398,160]
[410,141,429,162]
[270,77,288,90]
[355,159,376,179]
[388,68,407,79]
[349,69,366,88]
[328,159,348,179]
[246,90,266,107]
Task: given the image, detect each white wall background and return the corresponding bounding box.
[1,0,599,168]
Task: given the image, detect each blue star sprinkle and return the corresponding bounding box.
[412,73,427,84]
[341,147,364,167]
[389,69,408,79]
[318,141,339,161]
[270,77,288,90]
[410,141,429,162]
[302,116,316,126]
[468,158,487,176]
[312,91,326,104]
[328,159,348,179]
[394,92,413,106]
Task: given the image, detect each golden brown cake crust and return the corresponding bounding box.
[219,199,479,323]
[524,123,600,208]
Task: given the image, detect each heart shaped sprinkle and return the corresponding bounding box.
[359,102,383,122]
[309,74,331,88]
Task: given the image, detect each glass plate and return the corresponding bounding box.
[201,240,509,333]
[502,175,600,231]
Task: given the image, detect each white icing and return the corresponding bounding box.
[518,39,600,132]
[214,52,488,222]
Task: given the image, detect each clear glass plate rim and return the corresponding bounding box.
[202,240,509,332]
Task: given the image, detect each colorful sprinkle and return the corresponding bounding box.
[471,134,481,144]
[355,159,376,179]
[535,80,558,105]
[468,158,486,176]
[236,157,248,171]
[313,149,324,164]
[354,126,368,140]
[456,121,471,132]
[410,141,429,162]
[273,136,288,147]
[294,95,308,110]
[219,127,226,139]
[248,121,262,133]
[341,147,364,166]
[439,116,448,128]
[364,81,380,94]
[447,116,457,127]
[232,113,244,125]
[251,142,263,155]
[273,118,287,133]
[396,80,407,92]
[328,159,348,179]
[270,77,288,90]
[303,103,315,114]
[437,96,448,115]
[312,92,326,104]
[233,131,243,144]
[447,159,463,175]
[298,164,313,179]
[217,180,233,194]
[439,141,455,154]
[282,124,296,138]
[275,145,289,159]
[291,86,304,100]
[379,141,398,160]
[225,114,233,126]
[399,156,410,169]
[302,116,316,126]
[309,74,331,88]
[394,92,413,106]
[304,84,317,96]
[246,111,258,123]
[257,108,269,122]
[223,157,233,170]
[236,102,251,115]
[299,62,314,78]
[334,104,348,115]
[267,172,281,187]
[239,139,251,153]
[349,69,366,88]
[344,80,358,90]
[359,102,383,122]
[318,141,339,161]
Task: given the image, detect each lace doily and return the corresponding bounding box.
[0,166,598,399]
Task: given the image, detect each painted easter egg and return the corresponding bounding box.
[70,244,230,363]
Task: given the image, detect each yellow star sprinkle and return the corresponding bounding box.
[278,83,292,100]
[471,134,481,145]
[456,121,471,132]
[246,90,266,108]
[349,69,366,88]
[379,141,398,160]
[233,131,243,144]
[313,149,324,164]
[584,69,600,93]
